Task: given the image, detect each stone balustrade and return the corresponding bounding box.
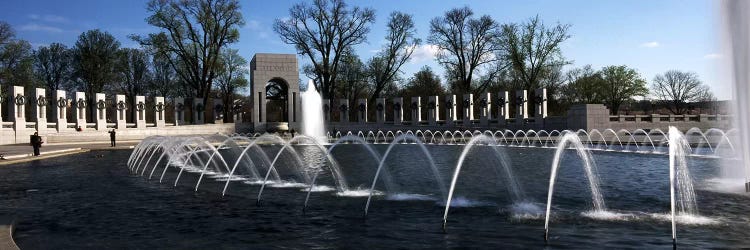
[0,85,244,145]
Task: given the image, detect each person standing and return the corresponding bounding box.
[30,132,43,156]
[108,129,116,147]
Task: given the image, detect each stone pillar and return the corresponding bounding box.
[445,95,456,126]
[534,88,548,123]
[322,99,331,123]
[292,89,301,128]
[497,91,509,125]
[93,93,106,131]
[193,98,204,125]
[174,97,185,126]
[478,92,491,126]
[339,99,349,123]
[213,98,224,124]
[411,97,421,126]
[55,90,67,132]
[135,96,147,128]
[12,86,26,133]
[231,102,243,123]
[516,90,528,124]
[375,98,385,124]
[427,96,439,125]
[74,92,87,130]
[116,95,127,129]
[34,88,47,132]
[393,97,403,125]
[155,97,166,127]
[462,94,473,126]
[357,98,367,123]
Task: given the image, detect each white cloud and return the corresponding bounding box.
[18,23,64,33]
[410,44,440,63]
[28,14,68,23]
[247,20,261,30]
[639,41,660,48]
[703,53,722,59]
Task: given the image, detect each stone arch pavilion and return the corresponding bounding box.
[250,53,301,132]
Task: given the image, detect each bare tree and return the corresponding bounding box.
[149,53,179,98]
[500,16,571,91]
[214,48,248,122]
[0,21,13,46]
[428,6,501,94]
[73,29,120,99]
[133,0,244,108]
[335,49,369,120]
[114,48,151,100]
[652,70,714,114]
[34,43,73,92]
[274,0,375,100]
[367,11,420,103]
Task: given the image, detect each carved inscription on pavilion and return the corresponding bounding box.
[255,65,296,71]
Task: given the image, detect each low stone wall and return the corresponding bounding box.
[2,123,239,145]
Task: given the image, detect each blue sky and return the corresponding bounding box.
[0,0,726,99]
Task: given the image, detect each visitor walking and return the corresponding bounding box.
[30,132,43,156]
[290,129,296,138]
[109,129,116,147]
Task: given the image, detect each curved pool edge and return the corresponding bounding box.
[0,216,19,250]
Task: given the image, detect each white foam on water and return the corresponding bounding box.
[269,181,308,188]
[336,189,383,197]
[386,193,437,201]
[650,213,720,225]
[509,202,544,219]
[213,176,248,182]
[581,210,636,221]
[302,185,336,192]
[438,197,494,207]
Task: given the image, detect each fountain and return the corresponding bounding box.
[121,125,742,247]
[722,0,750,192]
[300,79,327,144]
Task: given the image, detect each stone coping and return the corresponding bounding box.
[0,217,19,250]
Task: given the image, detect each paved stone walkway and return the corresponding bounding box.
[0,140,139,166]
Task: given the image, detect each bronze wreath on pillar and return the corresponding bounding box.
[323,104,329,112]
[76,98,86,108]
[497,97,506,105]
[58,97,68,108]
[155,103,165,112]
[37,96,47,107]
[117,101,127,111]
[15,94,25,106]
[214,104,224,113]
[534,95,544,104]
[463,99,470,107]
[393,103,401,110]
[376,103,384,111]
[97,100,106,110]
[445,100,452,109]
[479,98,488,107]
[516,96,524,104]
[195,103,204,112]
[136,101,145,111]
[358,103,366,112]
[339,104,348,111]
[176,103,184,112]
[427,101,436,110]
[410,102,418,110]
